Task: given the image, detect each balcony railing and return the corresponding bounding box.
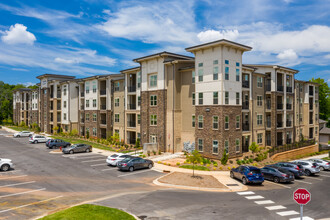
[286,120,292,127]
[309,104,313,110]
[309,119,313,124]
[80,105,84,110]
[266,100,271,110]
[100,90,106,95]
[266,120,271,128]
[266,139,271,146]
[309,90,313,96]
[286,103,292,110]
[80,118,85,123]
[127,121,136,127]
[286,138,292,144]
[128,86,136,93]
[277,121,283,128]
[277,103,283,110]
[286,86,292,93]
[100,105,106,110]
[277,85,284,92]
[127,104,136,110]
[242,101,249,110]
[242,81,249,88]
[57,93,61,98]
[266,83,271,91]
[242,123,249,131]
[101,120,106,125]
[80,92,84,97]
[277,140,283,146]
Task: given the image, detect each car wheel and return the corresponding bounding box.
[320,166,325,171]
[17,135,20,138]
[69,150,74,154]
[34,140,38,144]
[148,163,153,169]
[1,164,10,171]
[230,171,234,179]
[86,148,90,153]
[274,177,280,183]
[242,177,248,185]
[129,166,134,172]
[305,170,311,176]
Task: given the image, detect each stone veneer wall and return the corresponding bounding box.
[271,144,318,161]
[141,90,167,152]
[13,103,20,125]
[31,110,39,125]
[195,105,242,160]
[84,110,99,138]
[40,88,50,133]
[270,92,277,147]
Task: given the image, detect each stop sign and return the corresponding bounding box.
[293,188,311,205]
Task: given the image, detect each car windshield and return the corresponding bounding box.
[250,169,261,174]
[111,154,118,158]
[121,158,132,162]
[71,144,79,148]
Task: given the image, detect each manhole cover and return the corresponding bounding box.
[226,184,239,186]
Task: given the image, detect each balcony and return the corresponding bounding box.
[286,120,292,127]
[127,104,136,110]
[286,103,292,110]
[277,121,283,128]
[242,123,249,131]
[266,120,271,128]
[128,86,136,93]
[57,93,61,98]
[57,118,61,122]
[286,86,292,93]
[80,105,84,110]
[101,120,106,125]
[80,92,84,97]
[309,90,313,96]
[242,81,249,88]
[286,138,292,144]
[127,121,136,128]
[309,119,313,124]
[277,85,284,92]
[266,100,271,110]
[266,83,271,92]
[80,118,85,123]
[309,104,313,110]
[100,90,106,95]
[277,103,283,110]
[266,139,271,146]
[100,105,106,110]
[242,101,249,110]
[277,140,283,146]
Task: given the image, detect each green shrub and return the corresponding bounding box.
[249,158,253,163]
[221,149,228,165]
[237,160,242,165]
[229,160,233,164]
[176,162,180,166]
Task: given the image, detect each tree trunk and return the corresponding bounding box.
[193,162,195,177]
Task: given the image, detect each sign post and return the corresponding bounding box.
[293,188,311,220]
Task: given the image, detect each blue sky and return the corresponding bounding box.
[0,0,330,85]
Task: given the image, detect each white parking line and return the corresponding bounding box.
[237,191,255,195]
[69,156,104,160]
[254,200,274,205]
[0,188,46,199]
[265,180,292,188]
[118,169,152,177]
[0,181,36,188]
[0,170,21,175]
[265,205,287,210]
[0,195,63,214]
[101,168,118,171]
[276,210,299,216]
[245,195,264,200]
[317,174,330,177]
[91,163,107,167]
[290,216,314,220]
[81,159,105,163]
[0,175,27,180]
[303,176,323,181]
[294,179,312,184]
[62,154,99,158]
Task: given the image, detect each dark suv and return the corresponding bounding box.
[267,162,304,178]
[230,165,264,185]
[46,139,71,149]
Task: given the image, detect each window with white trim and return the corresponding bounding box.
[198,139,203,152]
[257,114,263,125]
[199,93,203,105]
[235,139,240,152]
[213,66,219,80]
[115,114,119,123]
[213,92,218,105]
[225,116,229,130]
[198,115,203,128]
[213,140,218,154]
[225,92,229,104]
[150,95,157,106]
[257,95,263,106]
[236,116,240,129]
[213,116,219,130]
[150,115,157,126]
[93,113,97,122]
[224,140,229,154]
[192,71,195,84]
[115,98,119,107]
[192,93,195,105]
[93,99,97,107]
[192,115,195,127]
[236,92,240,105]
[257,77,263,88]
[93,127,97,136]
[257,133,263,144]
[149,74,157,88]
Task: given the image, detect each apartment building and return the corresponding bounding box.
[12,39,319,160]
[13,88,39,126]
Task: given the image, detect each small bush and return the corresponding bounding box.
[157,161,161,164]
[228,167,231,170]
[249,158,253,163]
[221,149,228,165]
[219,166,223,170]
[206,164,210,167]
[200,162,204,165]
[142,154,146,158]
[237,160,242,165]
[214,163,218,167]
[152,150,156,155]
[229,160,233,164]
[232,166,236,169]
[213,167,217,171]
[167,163,171,166]
[176,162,180,166]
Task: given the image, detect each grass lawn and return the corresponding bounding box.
[322,157,330,160]
[39,204,135,220]
[179,164,210,171]
[7,126,30,132]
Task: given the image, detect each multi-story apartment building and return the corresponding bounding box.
[12,39,319,159]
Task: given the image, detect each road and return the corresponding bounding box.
[0,129,329,220]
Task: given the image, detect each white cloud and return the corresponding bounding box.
[277,49,298,60]
[197,29,239,42]
[23,82,36,87]
[54,57,79,64]
[325,54,330,59]
[1,24,36,45]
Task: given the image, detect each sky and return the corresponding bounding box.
[0,0,330,85]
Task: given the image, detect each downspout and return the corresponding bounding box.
[163,57,166,153]
[251,71,254,144]
[172,62,175,154]
[68,83,71,131]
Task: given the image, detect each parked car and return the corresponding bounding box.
[117,157,153,172]
[106,153,133,166]
[267,162,304,178]
[308,159,330,171]
[261,166,294,183]
[0,158,14,171]
[292,160,320,176]
[13,131,33,137]
[230,165,264,185]
[29,135,50,144]
[62,144,92,154]
[46,139,71,149]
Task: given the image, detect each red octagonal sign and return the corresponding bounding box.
[293,188,311,205]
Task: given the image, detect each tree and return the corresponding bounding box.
[310,78,330,125]
[221,149,228,165]
[186,150,202,177]
[249,142,260,156]
[53,126,59,134]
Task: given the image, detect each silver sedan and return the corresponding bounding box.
[309,159,330,171]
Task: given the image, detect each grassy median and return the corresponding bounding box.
[39,204,135,220]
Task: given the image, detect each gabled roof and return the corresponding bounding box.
[133,51,194,62]
[36,74,75,79]
[185,39,252,53]
[319,119,327,124]
[320,126,330,135]
[120,66,140,74]
[244,64,299,74]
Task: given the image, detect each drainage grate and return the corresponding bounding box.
[226,184,239,186]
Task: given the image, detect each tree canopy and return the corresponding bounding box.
[310,78,330,124]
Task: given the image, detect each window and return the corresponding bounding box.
[64,87,67,96]
[198,62,203,67]
[213,140,218,154]
[150,95,157,106]
[86,100,89,108]
[93,113,97,122]
[150,115,157,126]
[225,67,229,80]
[86,86,89,94]
[115,98,119,107]
[198,68,203,82]
[192,93,195,105]
[315,114,318,122]
[198,139,203,152]
[64,101,67,108]
[213,66,218,80]
[149,74,157,88]
[138,96,141,106]
[137,114,141,125]
[115,114,119,123]
[86,113,90,121]
[150,135,157,143]
[114,82,120,91]
[257,95,263,106]
[137,71,141,88]
[192,71,195,84]
[236,139,240,152]
[213,92,218,105]
[86,128,89,135]
[213,60,218,65]
[213,116,219,130]
[225,92,229,104]
[236,69,240,81]
[198,115,203,128]
[224,140,229,154]
[93,99,97,108]
[236,92,240,105]
[236,62,240,67]
[199,93,203,105]
[315,127,318,135]
[257,77,263,88]
[192,115,195,127]
[63,113,67,120]
[93,84,96,93]
[225,60,229,65]
[257,114,263,125]
[115,129,119,135]
[236,116,240,129]
[225,116,229,130]
[93,128,97,136]
[257,133,263,144]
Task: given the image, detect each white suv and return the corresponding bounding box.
[29,135,49,144]
[13,131,34,137]
[0,158,14,171]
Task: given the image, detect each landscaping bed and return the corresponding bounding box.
[158,172,225,188]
